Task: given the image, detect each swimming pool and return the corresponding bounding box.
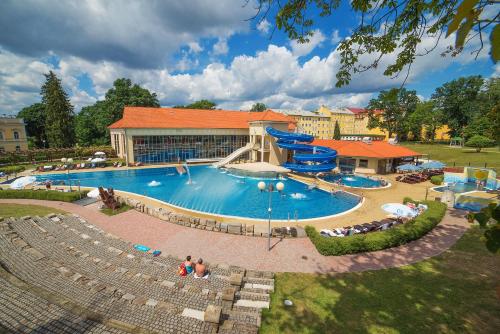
[36,166,361,220]
[433,182,489,193]
[319,173,386,188]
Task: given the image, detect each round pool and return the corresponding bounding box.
[319,173,387,188]
[36,166,362,221]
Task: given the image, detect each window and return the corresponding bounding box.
[359,159,369,168]
[13,131,19,140]
[0,132,3,140]
[15,146,21,152]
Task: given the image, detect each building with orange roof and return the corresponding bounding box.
[108,107,295,165]
[312,139,421,174]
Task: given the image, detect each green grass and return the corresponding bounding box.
[0,189,88,202]
[261,227,500,334]
[100,204,132,216]
[0,204,66,218]
[400,143,500,172]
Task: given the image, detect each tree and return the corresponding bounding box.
[41,71,75,148]
[465,135,495,152]
[174,99,217,109]
[333,120,341,140]
[74,79,159,146]
[253,0,499,87]
[17,103,46,148]
[250,102,267,112]
[432,76,484,137]
[467,203,500,254]
[367,88,419,139]
[407,101,444,142]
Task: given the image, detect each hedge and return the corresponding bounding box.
[0,189,88,202]
[305,199,447,256]
[430,175,444,185]
[0,166,25,175]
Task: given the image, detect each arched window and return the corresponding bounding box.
[13,131,19,140]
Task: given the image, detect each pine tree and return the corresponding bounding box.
[333,120,341,140]
[41,71,75,148]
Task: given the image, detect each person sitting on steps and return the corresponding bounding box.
[194,258,209,278]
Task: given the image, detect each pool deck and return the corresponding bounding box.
[0,199,469,273]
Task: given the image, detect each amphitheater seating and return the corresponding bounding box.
[0,214,275,333]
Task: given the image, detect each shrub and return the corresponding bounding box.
[0,189,88,202]
[0,165,26,175]
[465,135,495,152]
[305,200,447,256]
[430,175,444,185]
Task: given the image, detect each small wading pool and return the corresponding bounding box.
[319,173,386,188]
[36,165,362,220]
[432,182,491,193]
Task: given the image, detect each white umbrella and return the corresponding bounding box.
[87,188,100,198]
[87,157,92,162]
[67,158,74,163]
[61,158,67,163]
[91,157,106,163]
[94,151,106,156]
[381,203,417,218]
[10,176,36,189]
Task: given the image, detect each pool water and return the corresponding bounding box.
[433,182,487,193]
[37,166,361,220]
[320,173,384,188]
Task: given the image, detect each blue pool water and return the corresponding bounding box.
[320,174,384,188]
[433,182,487,193]
[36,166,361,220]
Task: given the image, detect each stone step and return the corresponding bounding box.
[244,270,274,279]
[244,276,274,286]
[222,309,261,327]
[242,282,274,292]
[181,307,205,321]
[234,298,270,309]
[238,290,270,302]
[218,320,259,334]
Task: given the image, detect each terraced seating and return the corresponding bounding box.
[0,215,275,333]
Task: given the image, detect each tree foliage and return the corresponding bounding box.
[41,71,75,148]
[253,0,499,87]
[367,88,419,139]
[250,102,267,112]
[75,79,159,146]
[467,203,500,254]
[465,134,495,152]
[333,120,341,140]
[174,99,217,109]
[407,100,444,142]
[17,103,46,148]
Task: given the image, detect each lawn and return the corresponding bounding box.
[400,143,500,172]
[100,204,132,216]
[261,227,500,334]
[0,204,66,218]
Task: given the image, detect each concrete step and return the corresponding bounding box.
[237,290,270,302]
[234,298,270,309]
[242,282,274,292]
[243,276,274,286]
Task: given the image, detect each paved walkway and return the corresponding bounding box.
[1,199,469,273]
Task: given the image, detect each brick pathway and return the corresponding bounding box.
[1,199,469,273]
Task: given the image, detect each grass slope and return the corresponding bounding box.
[0,204,66,218]
[261,227,500,334]
[400,143,500,172]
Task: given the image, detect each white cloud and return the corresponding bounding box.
[257,19,271,34]
[212,38,229,55]
[188,42,204,53]
[290,29,326,57]
[493,64,500,77]
[331,29,341,44]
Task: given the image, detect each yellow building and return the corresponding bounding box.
[274,109,332,139]
[0,117,28,153]
[316,106,356,135]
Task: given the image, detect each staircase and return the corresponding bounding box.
[213,143,253,168]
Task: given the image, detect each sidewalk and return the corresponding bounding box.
[0,199,469,273]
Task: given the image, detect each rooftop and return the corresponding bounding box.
[273,109,329,118]
[312,139,421,159]
[109,107,295,130]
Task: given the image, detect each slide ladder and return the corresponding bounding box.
[266,127,337,173]
[213,143,253,168]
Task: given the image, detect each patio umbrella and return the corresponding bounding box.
[91,157,106,163]
[94,151,106,156]
[381,203,417,218]
[10,176,36,189]
[87,188,100,198]
[396,164,422,172]
[420,161,445,169]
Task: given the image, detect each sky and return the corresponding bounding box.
[0,0,498,115]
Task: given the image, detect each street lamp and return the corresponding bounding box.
[257,181,285,251]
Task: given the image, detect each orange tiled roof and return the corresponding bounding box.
[108,107,296,130]
[312,139,421,158]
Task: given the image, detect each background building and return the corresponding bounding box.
[0,116,28,153]
[273,109,332,139]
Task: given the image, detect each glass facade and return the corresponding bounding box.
[133,135,250,163]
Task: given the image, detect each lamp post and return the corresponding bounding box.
[257,181,285,251]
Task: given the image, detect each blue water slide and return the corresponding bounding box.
[266,127,337,173]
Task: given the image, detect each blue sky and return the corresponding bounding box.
[0,0,497,114]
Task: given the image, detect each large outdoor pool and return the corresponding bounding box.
[36,166,361,220]
[319,173,386,188]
